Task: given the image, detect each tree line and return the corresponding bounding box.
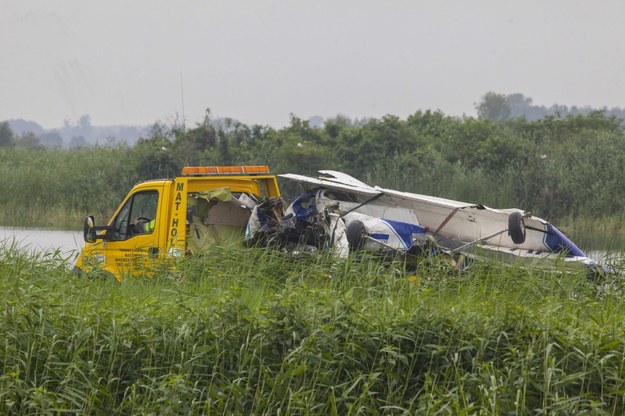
[127,108,625,221]
[1,99,625,228]
[1,115,148,148]
[477,92,625,123]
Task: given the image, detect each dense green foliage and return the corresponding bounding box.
[1,243,625,414]
[1,111,624,246]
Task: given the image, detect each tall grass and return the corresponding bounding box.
[2,241,625,414]
[0,147,138,229]
[560,215,625,253]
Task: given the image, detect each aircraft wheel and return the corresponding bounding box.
[346,220,367,251]
[508,211,526,244]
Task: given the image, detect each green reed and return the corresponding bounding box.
[1,241,625,414]
[0,146,139,229]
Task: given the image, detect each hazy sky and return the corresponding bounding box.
[2,1,625,129]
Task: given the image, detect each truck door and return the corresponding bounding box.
[104,188,163,278]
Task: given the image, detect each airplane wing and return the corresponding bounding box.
[317,170,372,188]
[279,172,380,197]
[280,171,478,211]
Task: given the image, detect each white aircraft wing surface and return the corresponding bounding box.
[281,171,479,211]
[279,172,380,197]
[373,186,530,215]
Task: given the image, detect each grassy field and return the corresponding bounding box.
[1,240,625,415]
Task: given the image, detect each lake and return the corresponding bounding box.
[0,227,84,256]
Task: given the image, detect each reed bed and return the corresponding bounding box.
[2,241,625,414]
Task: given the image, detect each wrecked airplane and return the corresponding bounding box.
[246,170,609,275]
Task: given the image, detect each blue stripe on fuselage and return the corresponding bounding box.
[543,223,585,257]
[380,218,428,249]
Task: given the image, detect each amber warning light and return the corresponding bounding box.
[181,165,271,176]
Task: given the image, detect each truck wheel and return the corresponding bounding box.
[508,211,526,244]
[346,220,367,251]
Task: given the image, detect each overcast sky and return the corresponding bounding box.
[2,1,625,129]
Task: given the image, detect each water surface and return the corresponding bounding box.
[0,227,83,256]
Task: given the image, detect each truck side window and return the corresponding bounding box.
[113,190,159,240]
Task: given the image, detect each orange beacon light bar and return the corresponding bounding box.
[181,165,271,176]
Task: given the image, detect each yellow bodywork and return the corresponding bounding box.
[75,171,280,281]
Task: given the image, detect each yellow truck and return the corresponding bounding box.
[75,165,281,281]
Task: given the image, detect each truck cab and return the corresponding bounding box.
[75,166,280,281]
